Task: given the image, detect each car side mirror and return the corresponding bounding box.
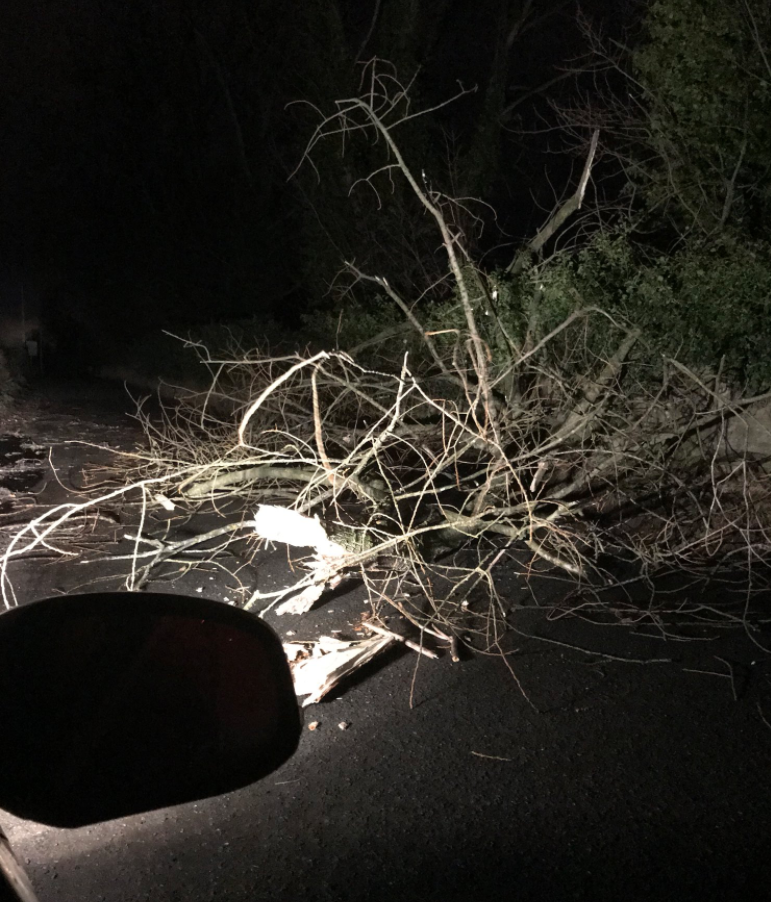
[0,593,302,828]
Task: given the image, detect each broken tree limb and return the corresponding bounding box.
[180,465,320,498]
[533,325,641,457]
[506,129,599,274]
[365,622,440,659]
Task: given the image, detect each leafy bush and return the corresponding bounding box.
[632,0,771,235]
[498,230,771,392]
[300,295,403,354]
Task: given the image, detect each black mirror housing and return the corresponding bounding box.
[0,593,302,827]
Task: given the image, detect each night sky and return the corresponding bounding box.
[0,0,632,364]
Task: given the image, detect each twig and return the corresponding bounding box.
[366,621,439,660]
[715,656,739,701]
[471,751,513,761]
[496,641,538,711]
[424,623,463,662]
[238,351,334,445]
[509,626,673,665]
[131,521,249,590]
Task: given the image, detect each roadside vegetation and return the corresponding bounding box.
[4,1,771,667]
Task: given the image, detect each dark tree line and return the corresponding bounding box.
[0,0,620,353]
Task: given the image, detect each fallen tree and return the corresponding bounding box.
[4,64,771,660]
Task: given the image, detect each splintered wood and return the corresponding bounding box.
[285,634,396,706]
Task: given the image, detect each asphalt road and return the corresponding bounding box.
[2,379,771,902]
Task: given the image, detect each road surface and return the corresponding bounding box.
[2,379,770,902]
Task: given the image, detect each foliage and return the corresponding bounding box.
[486,228,771,393]
[300,295,403,353]
[539,0,771,393]
[629,0,771,236]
